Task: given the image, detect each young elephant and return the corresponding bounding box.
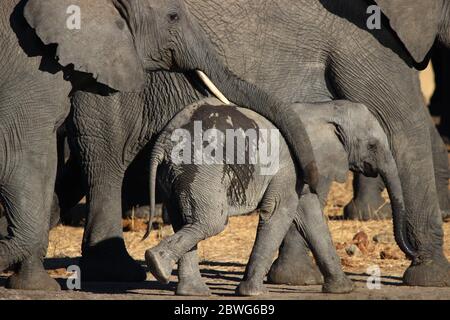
[145,98,409,296]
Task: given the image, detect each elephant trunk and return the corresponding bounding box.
[379,151,417,259]
[180,27,319,191]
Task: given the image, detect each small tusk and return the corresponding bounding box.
[196,70,231,105]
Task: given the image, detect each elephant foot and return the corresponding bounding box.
[6,261,60,291]
[343,198,391,221]
[403,257,450,287]
[145,247,176,284]
[236,280,268,296]
[81,239,146,282]
[267,257,323,285]
[177,279,211,296]
[322,275,354,294]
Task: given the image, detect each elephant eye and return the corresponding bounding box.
[367,142,377,151]
[168,12,180,22]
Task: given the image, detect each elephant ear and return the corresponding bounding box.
[374,0,443,63]
[307,123,349,184]
[24,0,145,92]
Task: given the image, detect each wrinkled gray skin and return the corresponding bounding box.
[69,0,450,287]
[144,98,407,296]
[0,0,153,291]
[1,0,315,290]
[188,0,450,287]
[67,0,317,283]
[345,117,450,221]
[345,41,450,221]
[342,0,450,223]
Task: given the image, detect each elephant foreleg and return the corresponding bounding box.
[295,193,353,293]
[3,138,60,291]
[392,126,450,286]
[176,248,210,296]
[236,185,298,296]
[80,168,146,282]
[344,174,391,220]
[331,46,449,286]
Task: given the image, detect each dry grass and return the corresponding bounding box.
[47,178,450,279]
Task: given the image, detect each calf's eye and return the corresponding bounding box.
[168,12,179,22]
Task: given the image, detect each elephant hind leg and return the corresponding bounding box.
[162,202,210,296]
[267,223,323,286]
[176,248,210,296]
[295,193,353,293]
[236,183,298,296]
[145,198,228,285]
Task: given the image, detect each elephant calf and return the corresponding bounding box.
[144,98,408,296]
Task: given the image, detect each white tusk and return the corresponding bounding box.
[196,70,231,105]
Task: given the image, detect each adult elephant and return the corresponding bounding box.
[0,0,316,291]
[0,0,148,291]
[68,0,450,287]
[188,0,450,287]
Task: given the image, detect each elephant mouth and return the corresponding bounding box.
[363,161,378,178]
[195,70,231,105]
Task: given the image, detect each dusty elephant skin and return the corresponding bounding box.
[143,99,411,296]
[0,0,156,290]
[185,0,450,287]
[0,0,316,289]
[345,111,450,221]
[344,0,450,220]
[65,0,450,288]
[66,0,317,283]
[342,1,450,221]
[144,99,314,296]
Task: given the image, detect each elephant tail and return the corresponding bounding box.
[143,145,165,241]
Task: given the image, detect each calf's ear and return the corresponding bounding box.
[24,0,145,92]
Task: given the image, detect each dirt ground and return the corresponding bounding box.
[0,66,449,300]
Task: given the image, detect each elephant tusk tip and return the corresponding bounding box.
[196,70,232,105]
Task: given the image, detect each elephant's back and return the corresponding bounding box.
[165,98,291,162]
[159,98,294,209]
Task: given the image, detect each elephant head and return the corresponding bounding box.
[373,0,450,65]
[296,101,417,259]
[24,0,318,191]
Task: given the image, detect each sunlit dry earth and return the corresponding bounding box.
[44,178,449,279]
[28,174,447,300]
